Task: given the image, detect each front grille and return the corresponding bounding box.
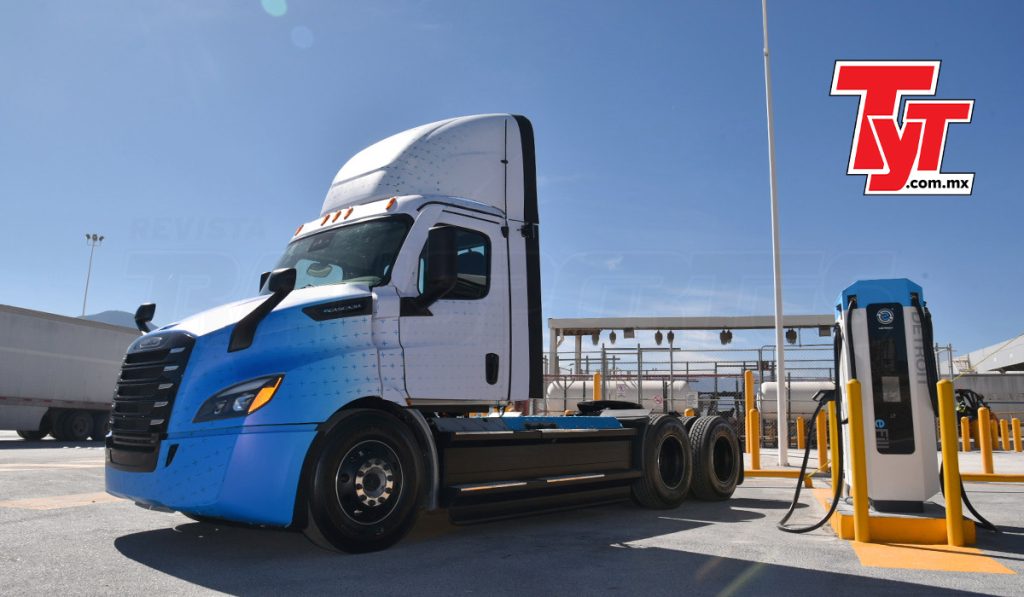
[107,332,195,472]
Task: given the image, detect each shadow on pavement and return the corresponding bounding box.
[113,505,986,596]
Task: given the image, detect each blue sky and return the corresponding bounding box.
[1,1,1020,354]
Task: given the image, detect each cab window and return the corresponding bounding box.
[418,226,490,300]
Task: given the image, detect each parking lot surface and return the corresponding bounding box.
[1,431,1022,596]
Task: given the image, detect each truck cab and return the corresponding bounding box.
[106,114,740,553]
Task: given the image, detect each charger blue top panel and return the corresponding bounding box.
[836,278,924,312]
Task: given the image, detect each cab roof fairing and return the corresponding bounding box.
[320,114,529,222]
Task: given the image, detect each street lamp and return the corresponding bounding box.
[82,233,105,316]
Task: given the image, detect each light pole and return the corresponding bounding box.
[761,0,789,465]
[82,233,105,316]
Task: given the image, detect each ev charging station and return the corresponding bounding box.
[835,279,940,512]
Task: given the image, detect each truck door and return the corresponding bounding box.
[400,215,510,403]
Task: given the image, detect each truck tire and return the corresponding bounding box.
[49,411,71,441]
[631,415,693,509]
[60,410,94,442]
[90,413,110,441]
[689,415,741,501]
[303,409,424,553]
[16,429,47,441]
[679,415,698,433]
[17,415,51,441]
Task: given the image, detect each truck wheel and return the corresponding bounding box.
[631,415,693,509]
[679,415,698,433]
[303,409,423,553]
[60,410,94,442]
[90,413,110,441]
[689,416,740,501]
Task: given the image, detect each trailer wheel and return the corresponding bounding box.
[631,415,693,509]
[689,416,740,501]
[59,410,94,442]
[17,415,51,441]
[49,411,71,440]
[90,413,110,441]
[16,429,47,441]
[303,409,423,553]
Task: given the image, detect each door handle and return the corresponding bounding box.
[485,353,499,385]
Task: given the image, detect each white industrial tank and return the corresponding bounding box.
[543,379,697,414]
[759,381,835,417]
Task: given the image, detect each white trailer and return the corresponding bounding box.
[0,304,139,440]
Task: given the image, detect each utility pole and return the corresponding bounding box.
[82,233,105,316]
[761,0,789,465]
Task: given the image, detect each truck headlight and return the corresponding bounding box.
[194,375,283,422]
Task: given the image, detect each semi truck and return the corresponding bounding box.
[105,114,742,553]
[0,305,139,441]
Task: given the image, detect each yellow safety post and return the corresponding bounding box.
[828,400,840,490]
[978,407,994,474]
[750,409,761,471]
[593,372,602,402]
[684,408,696,417]
[816,409,828,471]
[960,416,971,452]
[1013,418,1022,453]
[937,381,965,547]
[744,370,755,453]
[847,379,870,543]
[991,420,999,450]
[796,417,806,450]
[1000,419,1011,452]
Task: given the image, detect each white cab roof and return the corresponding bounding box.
[321,114,533,222]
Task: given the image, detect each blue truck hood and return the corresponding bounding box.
[139,283,380,433]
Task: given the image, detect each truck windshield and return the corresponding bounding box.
[269,217,411,291]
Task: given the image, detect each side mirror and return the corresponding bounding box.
[259,271,270,292]
[267,268,297,294]
[419,227,458,307]
[134,303,156,333]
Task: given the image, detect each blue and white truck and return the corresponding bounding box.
[105,114,741,552]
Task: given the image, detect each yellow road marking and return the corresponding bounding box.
[0,492,124,510]
[852,542,1015,574]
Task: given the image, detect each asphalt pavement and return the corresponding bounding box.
[1,431,1022,596]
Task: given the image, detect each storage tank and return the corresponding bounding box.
[543,379,697,414]
[759,381,835,418]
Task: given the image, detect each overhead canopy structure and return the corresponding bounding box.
[956,334,1024,373]
[548,314,835,374]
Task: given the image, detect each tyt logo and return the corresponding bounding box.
[830,61,974,195]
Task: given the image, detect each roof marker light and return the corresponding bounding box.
[321,215,330,225]
[332,211,342,222]
[294,224,304,236]
[386,197,397,210]
[344,207,354,220]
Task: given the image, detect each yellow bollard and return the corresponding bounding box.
[937,381,965,547]
[816,409,828,471]
[1013,418,1022,452]
[593,372,602,402]
[978,407,994,474]
[960,416,971,452]
[684,408,696,417]
[796,417,806,450]
[750,409,761,471]
[744,370,755,453]
[828,400,840,490]
[991,420,999,450]
[1000,419,1011,452]
[847,379,871,543]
